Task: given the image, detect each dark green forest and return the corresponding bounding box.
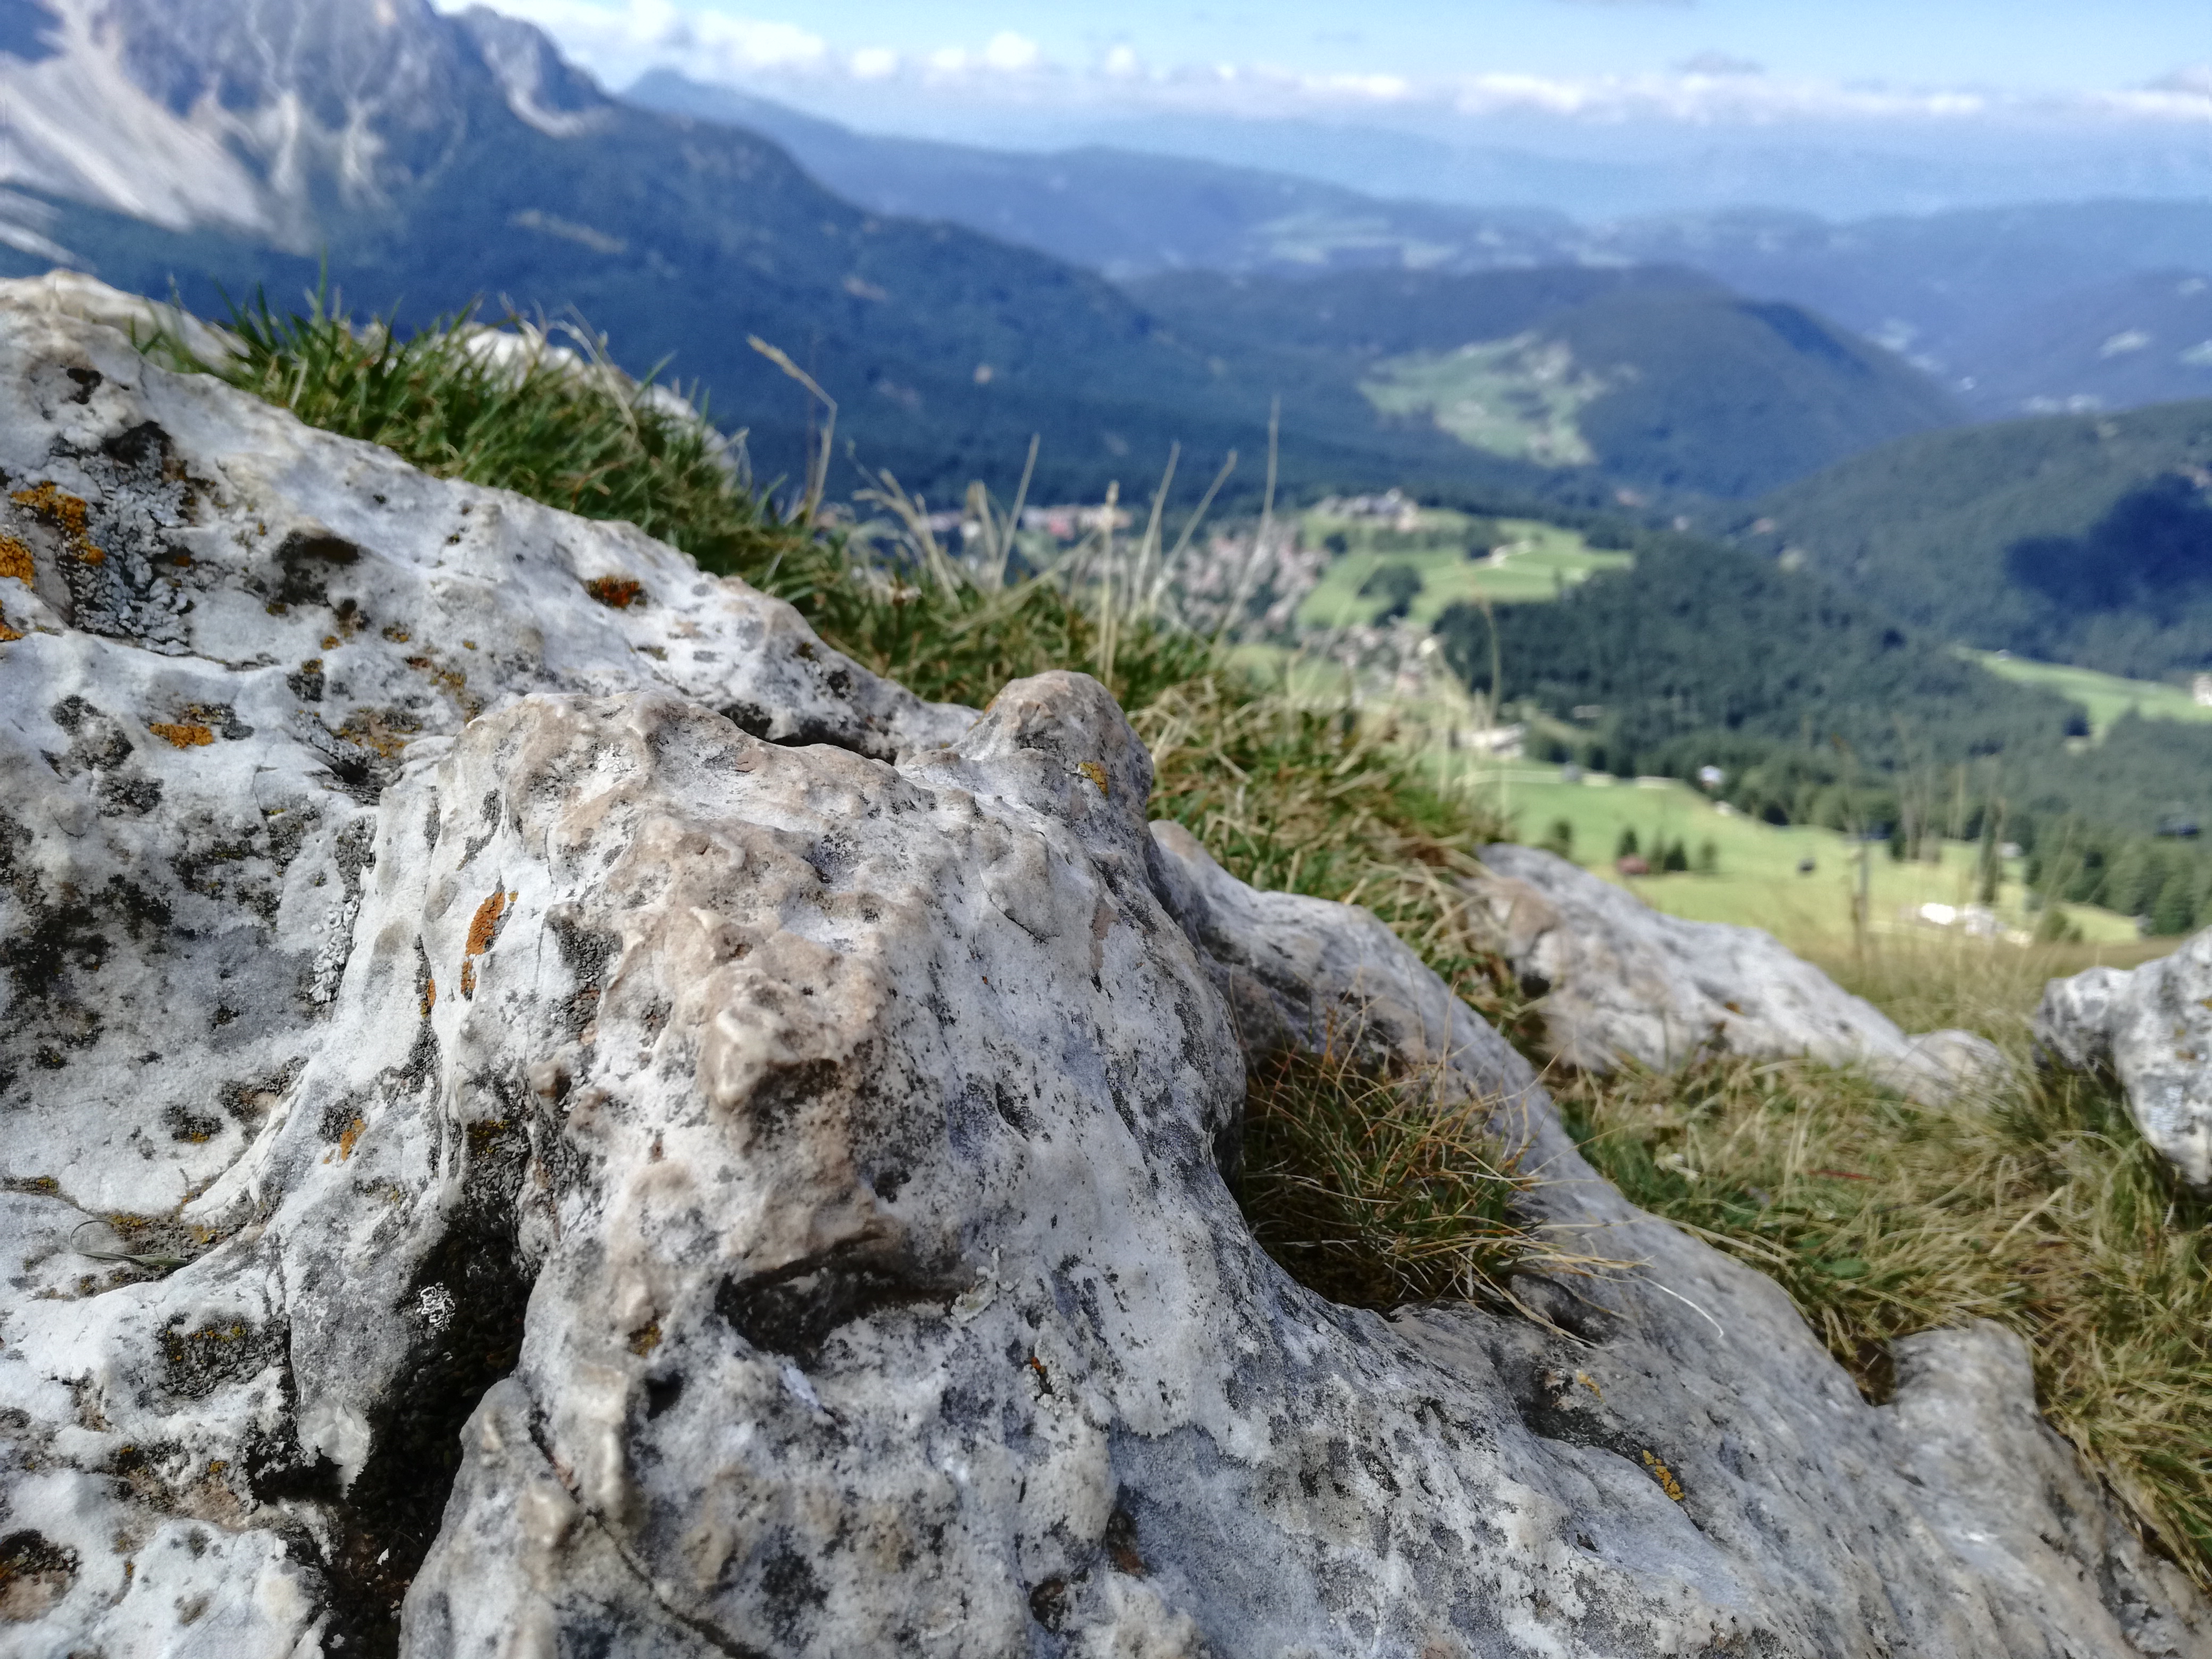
[1742,399,2212,677]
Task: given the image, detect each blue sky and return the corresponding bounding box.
[677,0,2202,91]
[476,0,2209,95]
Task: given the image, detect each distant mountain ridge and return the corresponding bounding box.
[0,0,1318,500]
[0,1,1999,507]
[625,76,2212,424]
[625,70,1579,282]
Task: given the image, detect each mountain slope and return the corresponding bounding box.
[1435,530,2212,847]
[614,89,2212,428]
[1134,267,1963,498]
[1601,203,2212,413]
[1742,401,2212,677]
[0,0,1537,503]
[1943,270,2212,415]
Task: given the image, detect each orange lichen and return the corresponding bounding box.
[406,656,469,701]
[1641,1450,1686,1503]
[382,624,412,643]
[419,974,437,1018]
[12,482,88,535]
[148,722,215,749]
[1077,760,1109,796]
[628,1321,663,1356]
[0,609,19,644]
[337,1117,366,1161]
[466,890,509,956]
[338,708,420,760]
[459,889,510,999]
[0,533,31,585]
[11,483,103,563]
[585,575,643,609]
[321,634,340,650]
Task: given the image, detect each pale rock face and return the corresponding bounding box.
[0,0,610,246]
[2036,933,2212,1186]
[1472,844,2008,1103]
[0,285,2202,1658]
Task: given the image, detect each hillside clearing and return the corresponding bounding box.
[1448,760,2147,953]
[1973,650,2212,739]
[1297,515,1629,630]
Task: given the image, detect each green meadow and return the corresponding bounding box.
[1971,650,2212,738]
[1296,513,1630,631]
[1439,758,2146,952]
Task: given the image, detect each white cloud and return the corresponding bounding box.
[981,31,1041,73]
[2146,63,2212,95]
[434,0,824,79]
[440,0,2212,132]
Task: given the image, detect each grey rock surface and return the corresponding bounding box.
[1474,843,2008,1103]
[0,287,2201,1657]
[2035,931,2212,1186]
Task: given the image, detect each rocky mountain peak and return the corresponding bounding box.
[0,0,607,242]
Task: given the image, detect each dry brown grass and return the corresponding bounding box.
[1555,954,2212,1583]
[1137,672,1540,1048]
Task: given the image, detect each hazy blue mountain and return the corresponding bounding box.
[0,0,1535,505]
[1940,270,2212,416]
[1598,203,2212,410]
[0,0,1971,511]
[625,71,1579,281]
[621,81,2212,426]
[665,90,2212,225]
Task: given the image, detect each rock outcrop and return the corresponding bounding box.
[2036,930,2212,1187]
[1473,844,2008,1102]
[0,284,2202,1657]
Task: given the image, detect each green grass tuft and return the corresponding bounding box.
[1237,1046,1548,1308]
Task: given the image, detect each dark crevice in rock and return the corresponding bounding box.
[717,699,890,761]
[715,1238,968,1369]
[300,1116,537,1657]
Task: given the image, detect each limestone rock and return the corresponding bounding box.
[2035,932,2212,1186]
[1474,843,2008,1102]
[0,284,2199,1657]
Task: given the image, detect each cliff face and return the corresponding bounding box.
[0,279,2203,1658]
[0,0,607,240]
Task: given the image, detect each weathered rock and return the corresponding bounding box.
[0,287,2201,1657]
[1887,1322,2209,1659]
[1473,843,2009,1103]
[2035,931,2212,1186]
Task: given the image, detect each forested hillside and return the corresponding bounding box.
[1436,533,2212,929]
[1136,267,1960,498]
[1744,400,2212,677]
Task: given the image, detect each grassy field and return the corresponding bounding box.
[1297,516,1630,631]
[1359,334,1604,466]
[1440,759,2146,952]
[1972,650,2212,738]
